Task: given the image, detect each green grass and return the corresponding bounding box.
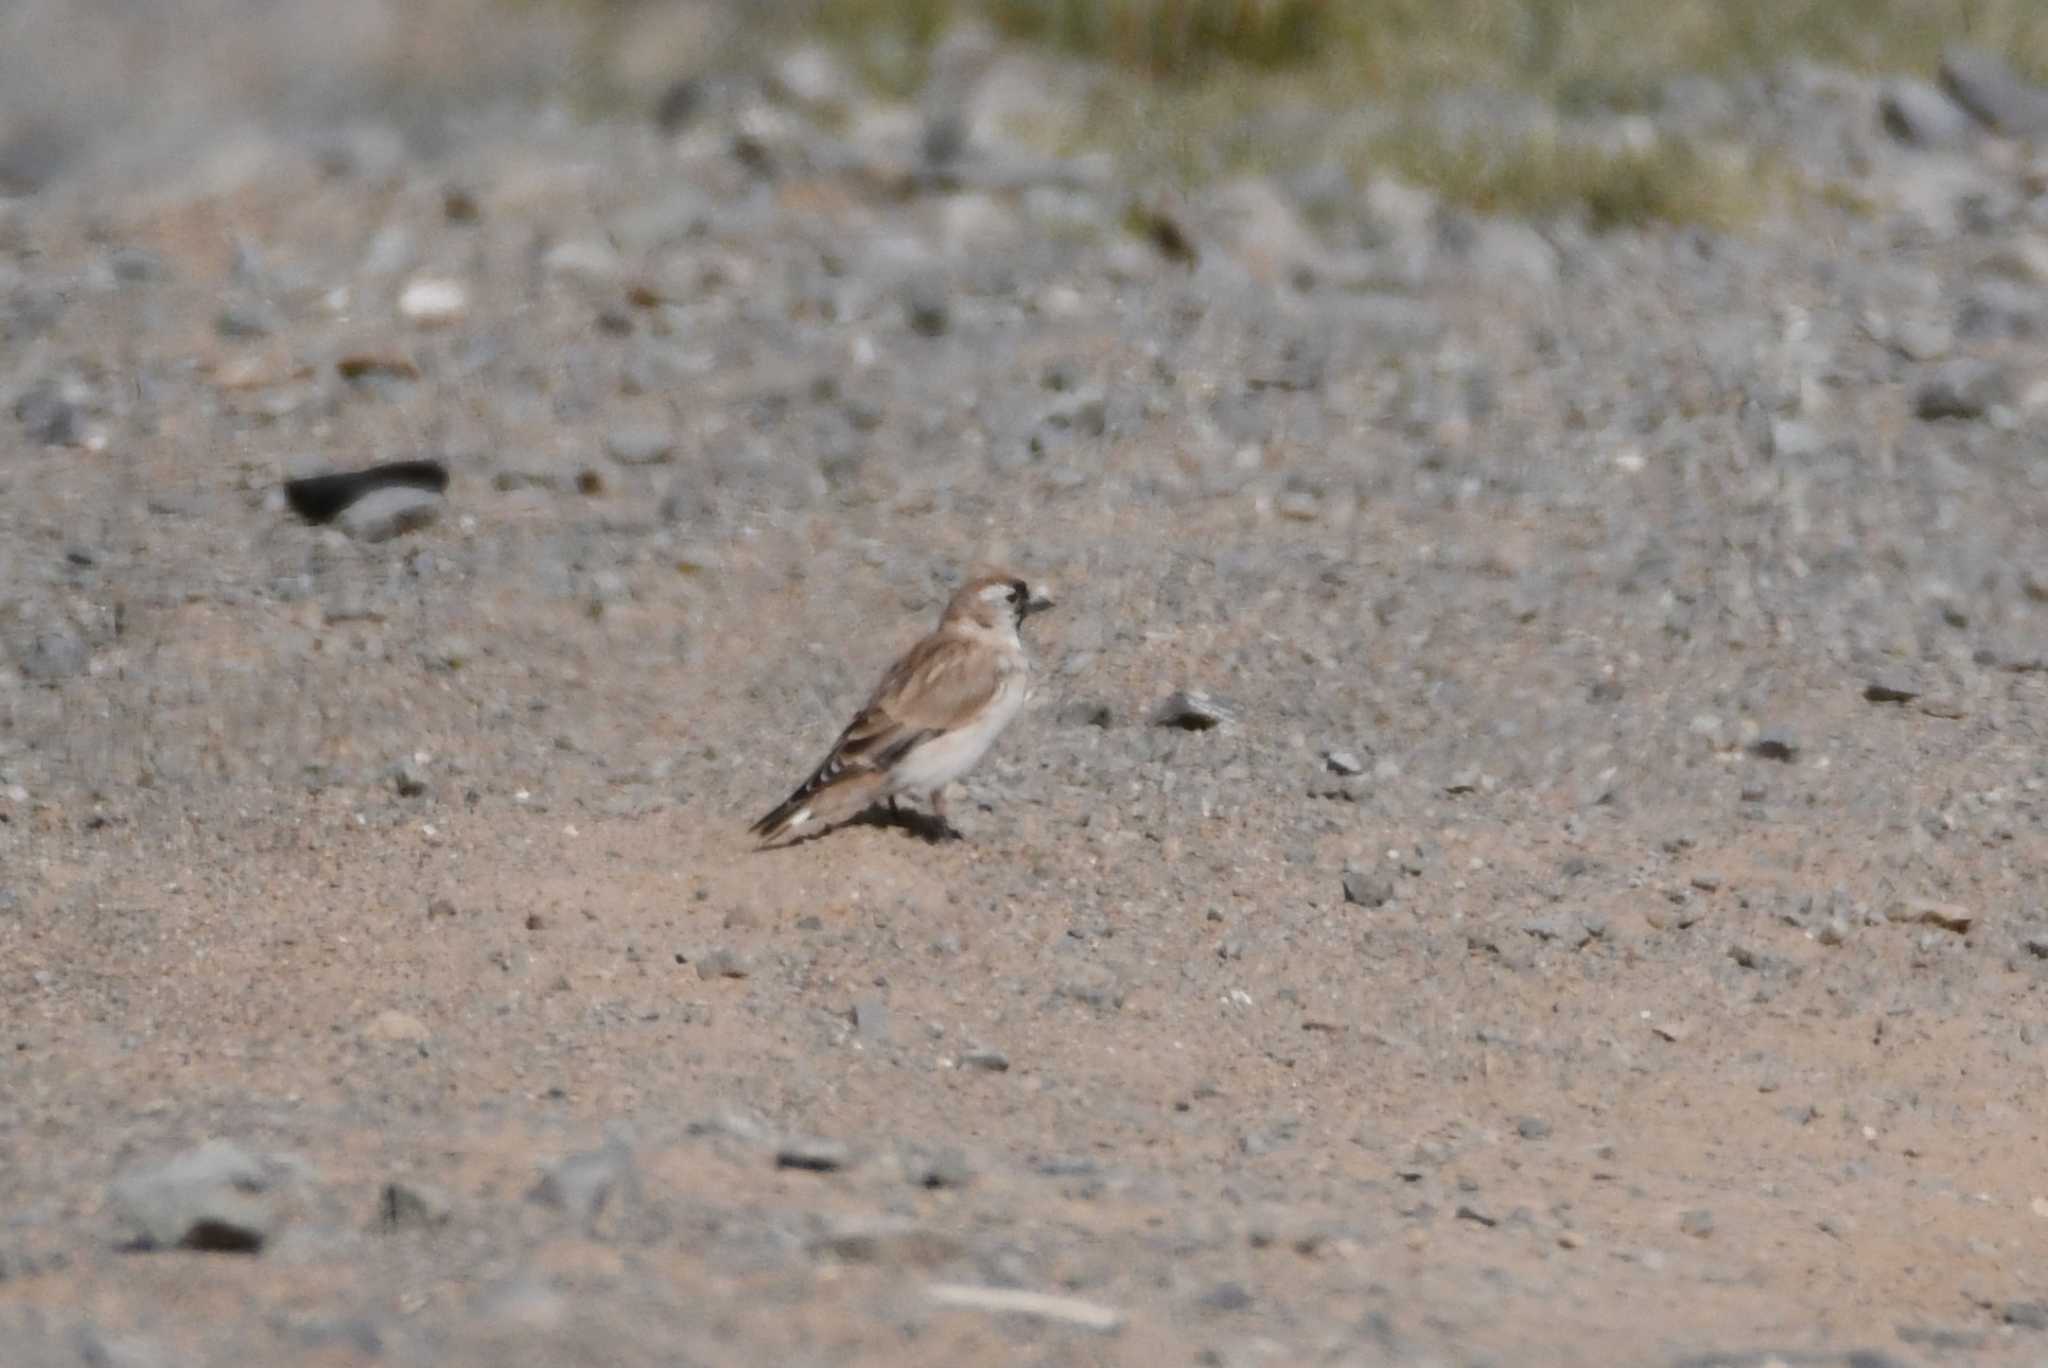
[534,0,2048,228]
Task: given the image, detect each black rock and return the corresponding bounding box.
[283,459,449,525]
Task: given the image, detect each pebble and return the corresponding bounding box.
[852,997,891,1044]
[1878,78,1974,147]
[960,1046,1010,1072]
[2006,1302,2048,1330]
[1198,1281,1254,1312]
[1940,46,2048,136]
[1749,730,1800,762]
[110,1141,278,1253]
[901,1146,973,1190]
[1322,749,1365,776]
[1915,358,2011,420]
[360,1008,431,1045]
[16,626,89,684]
[398,276,469,325]
[1151,690,1233,730]
[775,1136,853,1173]
[902,277,950,337]
[531,1139,639,1228]
[543,238,624,284]
[1342,869,1394,908]
[377,1180,453,1232]
[1516,1117,1551,1141]
[1886,899,1973,934]
[337,486,442,543]
[694,947,753,979]
[1679,1208,1715,1238]
[604,425,677,466]
[924,1283,1125,1333]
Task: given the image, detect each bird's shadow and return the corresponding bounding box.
[755,802,960,852]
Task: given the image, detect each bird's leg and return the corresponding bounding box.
[885,795,902,815]
[928,787,960,838]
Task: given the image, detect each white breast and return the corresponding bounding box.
[889,667,1029,796]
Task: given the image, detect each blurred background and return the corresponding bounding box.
[5,0,2047,222]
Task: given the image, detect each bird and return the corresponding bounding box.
[751,568,1055,845]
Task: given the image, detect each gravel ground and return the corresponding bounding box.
[4,16,2048,1368]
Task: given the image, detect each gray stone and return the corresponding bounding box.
[1150,690,1233,730]
[1889,315,1953,362]
[1749,730,1800,762]
[1941,46,2048,136]
[900,1145,972,1189]
[1679,1208,1715,1238]
[852,997,891,1044]
[775,1136,853,1172]
[604,425,677,466]
[2003,1301,2048,1330]
[1516,1117,1551,1140]
[110,1141,277,1253]
[1915,359,2010,420]
[15,627,88,684]
[1198,1281,1254,1312]
[336,486,442,542]
[377,1181,452,1232]
[14,380,80,446]
[1879,78,1973,147]
[902,277,950,337]
[531,1139,638,1228]
[1323,749,1365,776]
[960,1046,1010,1072]
[1342,869,1394,908]
[694,947,752,979]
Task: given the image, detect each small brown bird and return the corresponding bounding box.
[751,568,1055,844]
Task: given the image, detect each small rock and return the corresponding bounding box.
[852,997,891,1044]
[1879,78,1974,147]
[1915,358,2011,421]
[1342,869,1394,908]
[902,277,950,337]
[543,238,623,285]
[2004,1301,2048,1331]
[901,1146,973,1190]
[1889,315,1953,362]
[216,301,281,338]
[377,1181,452,1232]
[1516,1117,1551,1141]
[14,380,80,446]
[1864,678,1920,704]
[360,1008,430,1045]
[604,425,676,466]
[1749,730,1800,762]
[1151,690,1233,730]
[776,1136,853,1173]
[1679,1208,1715,1239]
[1323,749,1365,776]
[2023,933,2048,959]
[397,276,468,325]
[390,759,429,798]
[960,1046,1010,1072]
[694,947,752,979]
[1198,1281,1254,1313]
[1887,899,1973,934]
[337,486,442,543]
[15,627,88,684]
[1055,964,1124,1012]
[1056,700,1114,728]
[531,1139,639,1228]
[1940,46,2048,136]
[110,1141,277,1253]
[923,1282,1124,1333]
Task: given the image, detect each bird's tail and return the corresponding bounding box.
[749,767,882,844]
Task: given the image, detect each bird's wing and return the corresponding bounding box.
[827,631,1006,771]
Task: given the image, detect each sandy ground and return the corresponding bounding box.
[4,17,2048,1367]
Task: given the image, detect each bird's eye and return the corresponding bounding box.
[1009,583,1026,601]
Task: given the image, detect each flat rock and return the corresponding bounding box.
[110,1141,278,1253]
[1878,78,1973,148]
[337,486,442,542]
[1915,359,2011,420]
[1940,46,2048,136]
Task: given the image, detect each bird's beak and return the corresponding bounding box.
[1023,587,1056,617]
